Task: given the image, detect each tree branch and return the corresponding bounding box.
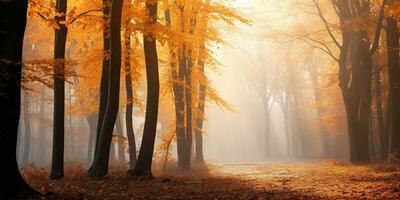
[313,0,342,49]
[370,0,388,55]
[301,37,339,62]
[69,9,102,24]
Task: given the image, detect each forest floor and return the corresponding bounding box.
[22,161,400,199]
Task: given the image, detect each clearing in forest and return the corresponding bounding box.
[22,162,400,199]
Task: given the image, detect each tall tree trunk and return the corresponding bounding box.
[182,11,198,169]
[87,0,124,178]
[347,30,372,162]
[22,91,31,166]
[331,0,386,163]
[50,0,68,180]
[195,60,206,164]
[374,67,386,159]
[0,0,39,198]
[93,0,111,162]
[131,1,159,177]
[340,30,371,163]
[124,24,137,171]
[165,9,187,170]
[184,50,193,169]
[176,48,187,169]
[357,32,373,162]
[386,17,400,156]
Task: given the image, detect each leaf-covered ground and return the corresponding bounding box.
[22,162,400,199]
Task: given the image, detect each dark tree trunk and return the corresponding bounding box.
[176,45,188,169]
[131,1,159,177]
[374,66,386,159]
[184,51,193,169]
[195,60,206,164]
[86,113,98,165]
[345,30,371,163]
[124,25,137,171]
[358,32,373,162]
[87,0,124,178]
[22,92,31,166]
[165,9,187,170]
[331,0,386,163]
[50,0,68,180]
[0,0,39,198]
[386,17,400,156]
[183,9,198,169]
[93,0,111,162]
[116,113,126,164]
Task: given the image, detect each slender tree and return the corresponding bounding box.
[373,65,386,159]
[124,22,137,171]
[195,51,206,163]
[92,0,112,164]
[183,9,198,169]
[51,0,68,180]
[87,0,124,177]
[131,0,159,177]
[164,8,187,170]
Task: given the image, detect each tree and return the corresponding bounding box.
[161,0,247,168]
[130,0,159,177]
[385,12,400,157]
[51,0,68,180]
[0,0,39,198]
[124,22,137,170]
[195,46,206,163]
[310,0,386,162]
[164,7,187,169]
[87,0,124,178]
[91,0,111,169]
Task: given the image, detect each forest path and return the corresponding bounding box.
[22,162,400,199]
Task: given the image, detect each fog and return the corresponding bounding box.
[17,0,350,168]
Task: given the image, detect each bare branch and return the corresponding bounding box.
[301,37,339,62]
[69,9,102,24]
[312,0,342,49]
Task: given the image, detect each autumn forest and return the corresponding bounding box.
[1,0,400,199]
